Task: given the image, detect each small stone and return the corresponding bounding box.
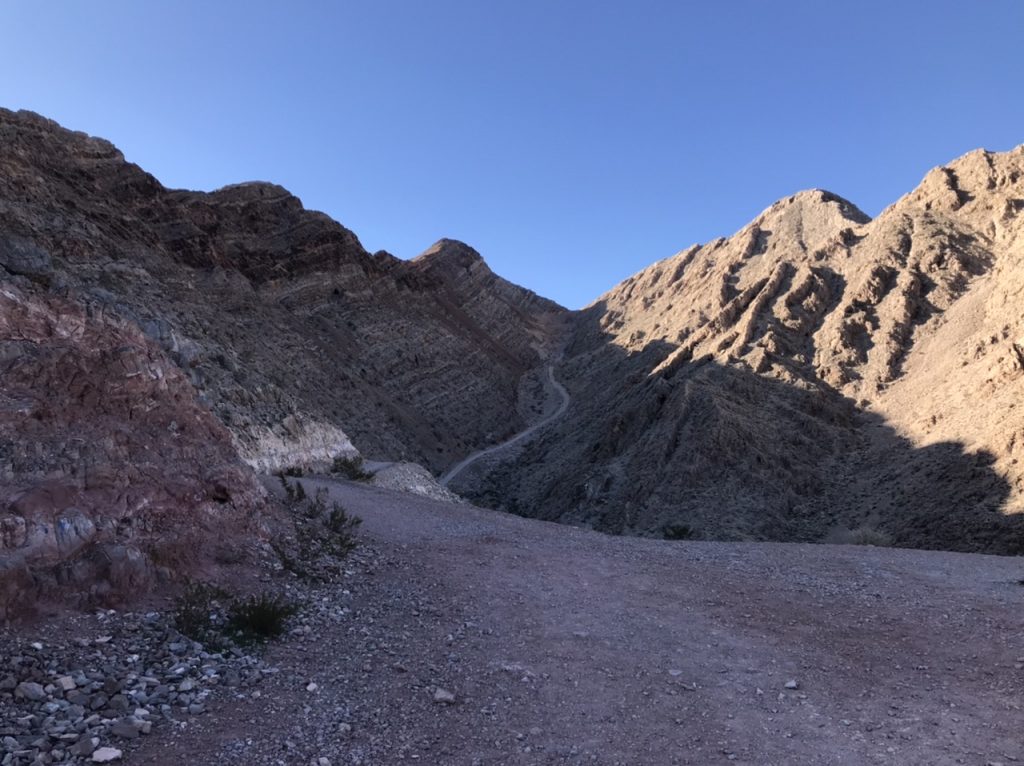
[337,723,352,736]
[91,747,123,763]
[318,759,332,766]
[56,676,76,692]
[66,690,90,706]
[784,680,799,690]
[111,719,143,739]
[15,682,46,701]
[433,687,456,704]
[70,738,97,757]
[305,682,318,693]
[668,669,683,677]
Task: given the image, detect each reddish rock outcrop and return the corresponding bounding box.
[0,282,266,616]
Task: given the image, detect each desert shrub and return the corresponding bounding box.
[332,455,372,481]
[662,523,695,541]
[327,502,362,557]
[173,581,232,647]
[278,473,296,502]
[227,592,300,645]
[272,488,362,581]
[174,582,298,647]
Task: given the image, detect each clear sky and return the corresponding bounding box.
[2,2,1022,308]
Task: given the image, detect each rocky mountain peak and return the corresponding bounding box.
[411,238,488,276]
[473,143,1024,556]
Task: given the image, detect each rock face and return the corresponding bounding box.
[470,146,1024,554]
[0,282,266,615]
[0,109,566,475]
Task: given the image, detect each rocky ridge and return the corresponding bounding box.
[0,109,567,476]
[465,145,1024,553]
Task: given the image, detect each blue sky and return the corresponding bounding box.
[2,2,1022,308]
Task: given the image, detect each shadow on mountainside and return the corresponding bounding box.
[465,301,1022,555]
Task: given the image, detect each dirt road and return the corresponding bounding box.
[439,365,570,487]
[132,479,1024,765]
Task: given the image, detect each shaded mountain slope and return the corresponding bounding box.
[0,109,567,474]
[466,145,1024,553]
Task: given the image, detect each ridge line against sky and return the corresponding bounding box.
[2,1,1023,308]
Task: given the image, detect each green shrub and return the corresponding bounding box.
[173,581,232,647]
[227,592,300,645]
[332,455,372,481]
[327,502,362,557]
[173,582,299,648]
[272,488,363,581]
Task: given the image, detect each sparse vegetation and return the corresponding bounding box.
[227,592,300,645]
[662,523,696,541]
[272,486,363,581]
[278,473,296,502]
[332,455,372,481]
[173,581,299,647]
[173,581,232,646]
[327,502,362,557]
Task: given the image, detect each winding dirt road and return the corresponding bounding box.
[439,364,570,487]
[133,479,1024,765]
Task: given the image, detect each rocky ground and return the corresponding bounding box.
[6,479,1021,766]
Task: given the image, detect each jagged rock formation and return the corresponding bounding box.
[0,109,566,475]
[469,145,1024,554]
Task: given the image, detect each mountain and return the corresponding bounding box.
[463,145,1024,554]
[2,108,1022,615]
[0,109,566,612]
[0,109,567,473]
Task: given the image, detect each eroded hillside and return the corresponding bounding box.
[467,145,1024,553]
[0,109,567,474]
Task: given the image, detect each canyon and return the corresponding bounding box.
[1,108,1023,616]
